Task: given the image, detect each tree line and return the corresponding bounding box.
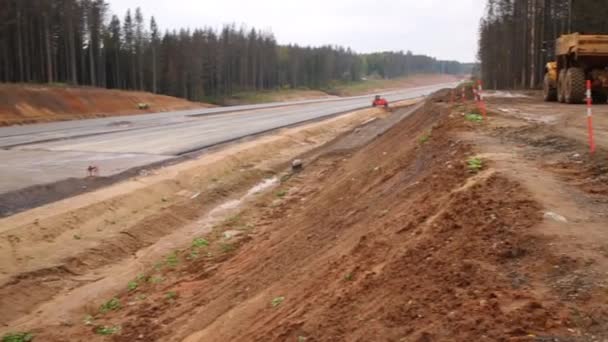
[0,0,469,102]
[478,0,608,90]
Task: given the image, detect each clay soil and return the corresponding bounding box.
[0,84,213,126]
[4,91,608,341]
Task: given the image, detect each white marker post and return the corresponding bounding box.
[586,80,596,154]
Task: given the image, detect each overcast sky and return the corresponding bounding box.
[106,0,485,63]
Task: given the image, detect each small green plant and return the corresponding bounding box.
[136,294,147,301]
[83,314,95,326]
[465,113,483,123]
[271,296,285,307]
[297,337,308,342]
[419,133,431,144]
[149,276,164,284]
[192,238,209,248]
[73,234,82,240]
[187,250,200,260]
[1,332,34,342]
[344,273,354,281]
[99,297,121,313]
[276,190,287,198]
[220,243,235,253]
[95,325,120,336]
[166,291,178,300]
[165,252,179,268]
[467,157,484,172]
[127,281,138,291]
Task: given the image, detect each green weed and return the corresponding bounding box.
[99,297,121,313]
[344,273,354,281]
[1,332,34,342]
[192,238,209,248]
[276,190,287,198]
[166,291,178,300]
[419,133,431,144]
[127,281,138,292]
[95,325,120,336]
[165,252,179,268]
[271,296,285,307]
[465,113,483,122]
[149,276,164,284]
[187,250,200,260]
[467,157,484,172]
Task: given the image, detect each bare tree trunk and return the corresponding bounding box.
[16,1,24,82]
[44,13,54,83]
[152,47,157,93]
[530,0,537,88]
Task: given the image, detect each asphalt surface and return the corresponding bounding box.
[0,83,455,194]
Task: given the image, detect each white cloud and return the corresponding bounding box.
[106,0,485,62]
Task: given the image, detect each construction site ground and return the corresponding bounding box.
[0,84,214,126]
[2,89,608,341]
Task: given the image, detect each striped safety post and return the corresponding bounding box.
[586,80,596,154]
[477,80,487,119]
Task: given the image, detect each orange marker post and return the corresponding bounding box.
[586,80,596,154]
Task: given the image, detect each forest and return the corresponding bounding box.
[478,0,608,90]
[0,0,469,102]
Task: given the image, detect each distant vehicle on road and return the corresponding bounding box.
[372,95,389,108]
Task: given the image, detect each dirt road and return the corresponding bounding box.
[4,90,608,341]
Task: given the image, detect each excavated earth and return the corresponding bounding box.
[3,90,608,341]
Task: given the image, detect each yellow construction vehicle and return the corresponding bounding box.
[544,33,608,104]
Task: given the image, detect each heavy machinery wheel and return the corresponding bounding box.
[592,91,608,104]
[543,73,557,102]
[565,67,586,104]
[557,69,567,103]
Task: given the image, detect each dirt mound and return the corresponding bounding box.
[0,84,213,126]
[25,93,604,342]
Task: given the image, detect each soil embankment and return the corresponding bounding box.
[0,84,213,126]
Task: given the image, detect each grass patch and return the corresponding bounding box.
[419,132,431,144]
[467,157,484,172]
[166,291,178,300]
[271,296,285,308]
[165,251,179,268]
[99,297,121,313]
[465,113,483,123]
[95,325,120,336]
[127,281,139,292]
[276,190,288,198]
[148,276,164,284]
[344,273,354,281]
[192,238,209,248]
[1,332,34,342]
[187,250,200,260]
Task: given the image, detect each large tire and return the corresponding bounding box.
[565,67,586,104]
[592,91,608,104]
[557,69,567,103]
[543,73,557,102]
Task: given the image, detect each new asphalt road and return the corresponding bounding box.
[0,83,455,194]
